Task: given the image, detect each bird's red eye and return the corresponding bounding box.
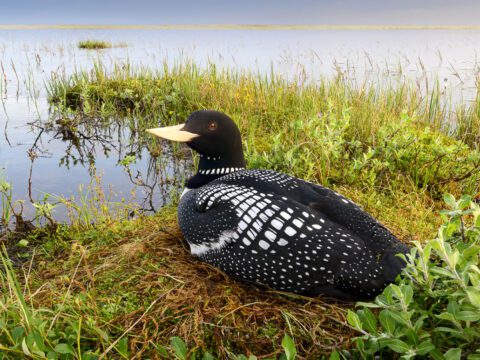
[208,122,217,131]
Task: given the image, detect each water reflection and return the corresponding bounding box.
[16,111,194,221]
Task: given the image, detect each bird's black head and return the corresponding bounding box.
[147,110,246,188]
[182,110,244,159]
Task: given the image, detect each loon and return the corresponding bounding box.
[147,110,409,300]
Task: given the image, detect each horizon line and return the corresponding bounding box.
[1,24,480,30]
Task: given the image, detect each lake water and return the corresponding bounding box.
[1,29,479,221]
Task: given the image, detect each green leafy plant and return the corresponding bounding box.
[165,334,297,359]
[352,115,480,196]
[348,194,480,359]
[1,177,13,228]
[170,336,188,360]
[281,334,297,360]
[32,195,58,226]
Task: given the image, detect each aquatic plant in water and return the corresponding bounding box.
[77,40,112,49]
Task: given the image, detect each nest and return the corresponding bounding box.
[30,216,357,358]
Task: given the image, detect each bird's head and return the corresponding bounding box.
[147,110,246,187]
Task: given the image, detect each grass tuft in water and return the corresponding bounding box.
[77,40,113,49]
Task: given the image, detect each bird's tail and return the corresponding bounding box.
[380,244,410,283]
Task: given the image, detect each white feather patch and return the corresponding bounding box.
[189,230,237,256]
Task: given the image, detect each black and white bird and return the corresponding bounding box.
[147,110,409,300]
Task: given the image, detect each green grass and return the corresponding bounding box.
[77,40,113,49]
[0,60,479,358]
[47,61,480,148]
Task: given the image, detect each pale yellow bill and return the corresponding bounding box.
[146,124,199,142]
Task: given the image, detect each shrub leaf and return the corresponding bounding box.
[281,334,297,360]
[382,339,409,353]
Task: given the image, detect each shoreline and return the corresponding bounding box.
[1,24,480,30]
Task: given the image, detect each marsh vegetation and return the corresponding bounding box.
[78,40,113,49]
[1,30,480,358]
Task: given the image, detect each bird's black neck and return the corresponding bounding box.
[186,153,246,189]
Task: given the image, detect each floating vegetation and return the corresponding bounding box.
[78,40,113,49]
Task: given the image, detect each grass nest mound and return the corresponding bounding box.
[28,212,355,358]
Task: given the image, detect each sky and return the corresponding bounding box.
[1,0,480,25]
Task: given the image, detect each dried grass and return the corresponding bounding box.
[31,215,356,358]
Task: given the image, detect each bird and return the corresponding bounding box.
[147,110,409,300]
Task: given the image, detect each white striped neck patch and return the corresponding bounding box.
[198,167,244,176]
